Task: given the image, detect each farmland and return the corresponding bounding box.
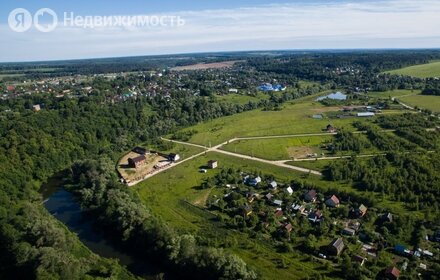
[385,61,440,78]
[398,94,440,112]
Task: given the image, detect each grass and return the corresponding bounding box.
[367,89,420,99]
[177,94,366,146]
[398,94,440,112]
[385,61,440,78]
[222,135,333,160]
[215,93,268,104]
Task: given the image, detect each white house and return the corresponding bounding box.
[286,186,293,195]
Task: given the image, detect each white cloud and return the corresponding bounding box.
[1,0,440,62]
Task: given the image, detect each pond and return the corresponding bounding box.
[41,175,161,279]
[316,91,348,101]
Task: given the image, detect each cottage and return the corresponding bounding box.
[273,200,283,207]
[247,176,262,186]
[308,210,323,223]
[32,104,41,112]
[385,267,400,280]
[326,124,337,133]
[292,204,306,214]
[352,255,366,266]
[207,160,218,169]
[284,223,293,233]
[228,88,238,93]
[325,195,340,208]
[246,192,257,203]
[265,193,274,201]
[133,147,148,155]
[304,190,317,202]
[343,228,356,236]
[168,153,180,162]
[355,204,368,217]
[382,212,393,223]
[268,181,277,189]
[128,155,147,168]
[274,210,283,218]
[286,186,293,195]
[328,238,345,256]
[242,205,253,217]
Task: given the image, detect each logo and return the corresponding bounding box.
[8,8,33,32]
[8,8,58,33]
[34,8,58,32]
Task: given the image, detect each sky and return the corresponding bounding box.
[0,0,439,62]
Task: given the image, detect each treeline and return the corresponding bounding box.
[422,80,440,96]
[331,130,371,153]
[68,159,257,280]
[248,51,440,91]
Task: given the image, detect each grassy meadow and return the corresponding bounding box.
[222,135,333,160]
[398,94,440,112]
[178,94,365,146]
[385,61,440,78]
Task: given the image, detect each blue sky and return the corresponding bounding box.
[0,0,439,62]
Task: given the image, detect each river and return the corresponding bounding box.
[41,174,161,279]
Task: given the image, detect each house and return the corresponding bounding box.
[247,176,262,186]
[308,210,323,222]
[265,193,274,201]
[325,195,340,208]
[381,212,393,223]
[286,186,293,195]
[246,192,257,203]
[326,124,337,133]
[328,238,345,256]
[7,85,15,91]
[284,223,293,233]
[268,181,277,189]
[273,200,283,207]
[342,228,356,236]
[207,160,218,169]
[274,210,283,218]
[292,203,306,214]
[354,204,368,217]
[394,245,412,257]
[128,155,147,168]
[133,147,148,155]
[168,153,180,162]
[242,205,253,217]
[304,190,317,202]
[385,267,400,280]
[228,88,238,93]
[352,255,366,266]
[357,112,375,117]
[32,104,41,112]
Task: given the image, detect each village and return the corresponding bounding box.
[198,165,438,280]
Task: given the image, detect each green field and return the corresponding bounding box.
[385,61,440,78]
[222,135,333,160]
[367,89,420,99]
[398,94,440,112]
[177,94,365,146]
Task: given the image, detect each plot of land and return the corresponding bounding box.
[222,136,333,160]
[171,60,241,71]
[176,94,366,146]
[117,152,170,183]
[398,94,440,112]
[385,61,440,78]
